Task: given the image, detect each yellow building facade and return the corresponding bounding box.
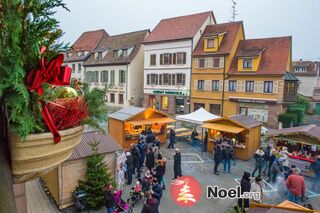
[191,22,298,128]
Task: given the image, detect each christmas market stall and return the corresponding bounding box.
[267,125,320,176]
[108,107,176,149]
[202,114,262,160]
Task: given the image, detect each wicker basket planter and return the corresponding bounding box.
[9,125,84,183]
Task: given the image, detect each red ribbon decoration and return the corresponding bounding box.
[26,47,71,143]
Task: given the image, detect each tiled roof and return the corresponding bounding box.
[292,60,319,76]
[144,11,215,44]
[108,106,146,121]
[83,30,149,66]
[228,114,262,129]
[67,131,122,161]
[65,29,108,62]
[284,72,299,81]
[236,48,264,57]
[229,36,291,75]
[267,125,320,140]
[193,21,243,56]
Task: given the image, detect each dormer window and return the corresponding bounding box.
[113,50,118,58]
[243,58,253,69]
[97,52,102,59]
[207,38,215,48]
[76,52,82,57]
[67,52,73,58]
[122,49,128,57]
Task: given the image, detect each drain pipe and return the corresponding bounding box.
[221,55,226,117]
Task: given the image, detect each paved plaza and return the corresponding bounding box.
[26,140,320,212]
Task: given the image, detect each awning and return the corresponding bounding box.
[128,117,176,126]
[202,123,244,134]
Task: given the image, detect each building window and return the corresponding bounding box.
[113,50,118,58]
[122,49,128,57]
[119,70,126,84]
[286,82,296,93]
[150,74,158,85]
[243,59,252,69]
[110,70,115,84]
[161,96,168,110]
[205,58,212,68]
[97,52,102,59]
[118,94,124,104]
[197,58,205,68]
[197,80,205,90]
[100,70,109,83]
[160,53,172,65]
[171,74,175,85]
[194,103,205,111]
[78,63,81,73]
[85,71,99,83]
[176,74,185,86]
[229,80,237,91]
[245,81,254,92]
[110,93,115,103]
[150,54,156,66]
[210,104,221,115]
[212,80,220,91]
[176,52,187,64]
[213,58,220,68]
[264,81,273,93]
[207,38,215,48]
[72,64,76,72]
[239,107,248,116]
[175,98,184,114]
[162,74,170,85]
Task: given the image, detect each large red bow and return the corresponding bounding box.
[26,46,71,143]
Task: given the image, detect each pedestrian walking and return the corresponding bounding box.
[191,129,198,147]
[139,130,147,144]
[131,143,141,178]
[237,171,251,212]
[141,191,158,213]
[310,155,320,192]
[173,148,182,179]
[151,178,163,205]
[251,176,264,204]
[146,129,156,148]
[285,168,306,204]
[213,144,223,175]
[269,158,284,183]
[222,144,234,174]
[261,146,271,176]
[137,139,147,169]
[167,128,175,149]
[280,147,290,172]
[267,149,277,177]
[146,147,155,174]
[104,183,115,213]
[156,159,166,190]
[125,152,134,185]
[153,137,161,149]
[252,147,265,177]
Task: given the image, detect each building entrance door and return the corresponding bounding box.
[149,95,156,108]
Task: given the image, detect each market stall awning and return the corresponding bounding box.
[202,123,244,134]
[128,117,176,126]
[175,107,220,125]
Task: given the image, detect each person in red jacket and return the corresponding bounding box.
[285,168,306,204]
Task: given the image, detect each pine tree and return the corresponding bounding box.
[78,141,113,210]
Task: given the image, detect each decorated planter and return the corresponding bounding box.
[9,125,84,183]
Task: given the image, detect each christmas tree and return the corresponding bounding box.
[78,141,113,209]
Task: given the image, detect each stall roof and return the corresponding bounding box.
[267,125,320,140]
[128,117,176,126]
[202,123,244,133]
[175,107,220,125]
[108,106,145,121]
[228,114,262,129]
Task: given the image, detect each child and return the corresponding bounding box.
[134,180,142,193]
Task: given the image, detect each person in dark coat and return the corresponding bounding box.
[131,143,141,178]
[310,156,320,192]
[141,191,158,213]
[125,152,134,185]
[173,148,182,179]
[214,144,223,175]
[252,147,265,177]
[153,137,161,149]
[146,147,155,174]
[269,158,284,183]
[146,129,156,146]
[104,184,115,213]
[191,129,199,147]
[237,172,251,212]
[167,128,175,149]
[203,131,208,152]
[222,144,234,174]
[137,139,147,169]
[151,178,163,206]
[155,159,166,190]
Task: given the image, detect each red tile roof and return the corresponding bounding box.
[193,21,243,56]
[67,131,122,161]
[65,29,108,62]
[144,11,215,44]
[292,60,319,76]
[229,36,291,75]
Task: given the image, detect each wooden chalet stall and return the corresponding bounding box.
[202,114,262,160]
[108,107,176,149]
[41,131,122,209]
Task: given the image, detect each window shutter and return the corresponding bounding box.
[172,74,175,85]
[147,74,150,85]
[195,59,198,68]
[273,81,278,94]
[219,57,224,68]
[155,74,158,85]
[183,52,186,64]
[254,81,258,93]
[194,80,198,90]
[224,80,229,91]
[258,81,263,93]
[160,54,163,65]
[219,80,223,91]
[204,80,210,90]
[241,81,245,92]
[159,74,162,85]
[182,74,186,86]
[172,53,177,64]
[236,80,241,92]
[168,74,171,85]
[205,58,212,68]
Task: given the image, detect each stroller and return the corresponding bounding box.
[113,190,133,213]
[127,187,144,207]
[73,190,86,211]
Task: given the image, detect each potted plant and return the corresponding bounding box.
[0,0,107,183]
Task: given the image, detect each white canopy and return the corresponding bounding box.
[175,107,221,125]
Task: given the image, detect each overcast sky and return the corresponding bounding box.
[55,0,320,60]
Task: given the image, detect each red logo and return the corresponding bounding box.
[170,176,202,207]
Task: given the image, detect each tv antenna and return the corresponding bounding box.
[230,0,237,22]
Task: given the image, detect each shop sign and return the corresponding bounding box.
[153,89,188,96]
[230,97,277,104]
[247,108,268,123]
